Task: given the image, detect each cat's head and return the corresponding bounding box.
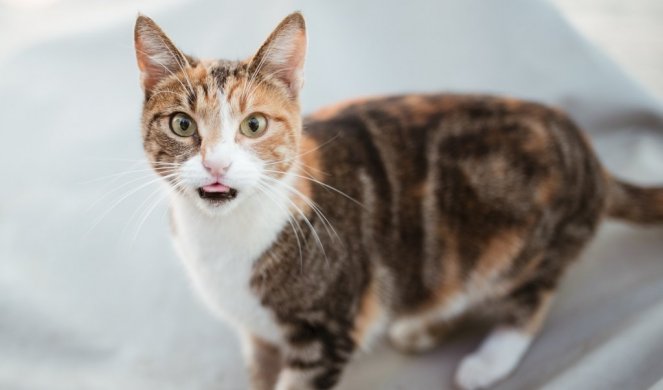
[134,13,306,215]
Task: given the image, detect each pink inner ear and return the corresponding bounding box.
[256,23,307,96]
[267,30,306,95]
[135,39,162,92]
[141,62,167,92]
[134,27,187,93]
[284,31,307,92]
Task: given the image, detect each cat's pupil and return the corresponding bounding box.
[179,118,190,131]
[248,117,259,132]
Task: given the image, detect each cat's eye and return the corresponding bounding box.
[239,113,268,138]
[170,113,197,137]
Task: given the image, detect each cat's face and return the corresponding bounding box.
[134,14,306,215]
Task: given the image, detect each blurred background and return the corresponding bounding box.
[553,0,663,100]
[1,0,663,389]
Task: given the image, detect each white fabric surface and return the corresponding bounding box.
[1,0,663,389]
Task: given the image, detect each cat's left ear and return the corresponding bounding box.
[134,15,190,94]
[249,12,307,98]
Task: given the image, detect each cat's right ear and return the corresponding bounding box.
[134,15,189,94]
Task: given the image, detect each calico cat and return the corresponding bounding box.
[134,12,663,390]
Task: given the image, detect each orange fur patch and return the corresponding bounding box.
[308,96,378,121]
[351,279,381,345]
[473,229,525,282]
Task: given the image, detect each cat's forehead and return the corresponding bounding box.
[187,59,245,100]
[203,59,246,89]
[143,59,237,114]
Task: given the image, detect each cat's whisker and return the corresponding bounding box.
[258,177,328,261]
[84,157,153,163]
[254,182,305,269]
[86,172,179,236]
[79,166,174,185]
[122,179,169,238]
[135,47,191,98]
[125,173,189,241]
[87,169,177,211]
[241,36,278,103]
[263,133,340,169]
[244,67,291,100]
[260,175,340,244]
[131,181,179,240]
[154,33,196,97]
[148,90,182,100]
[296,162,328,180]
[263,169,365,209]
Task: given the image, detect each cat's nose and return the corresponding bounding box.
[203,158,232,177]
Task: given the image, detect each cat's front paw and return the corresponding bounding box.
[274,369,311,390]
[455,353,498,390]
[454,350,521,390]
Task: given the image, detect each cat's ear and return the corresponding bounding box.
[249,12,307,98]
[134,15,190,94]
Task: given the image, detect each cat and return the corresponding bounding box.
[133,12,663,390]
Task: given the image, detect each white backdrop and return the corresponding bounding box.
[1,0,663,389]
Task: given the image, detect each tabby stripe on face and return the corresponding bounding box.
[211,65,230,90]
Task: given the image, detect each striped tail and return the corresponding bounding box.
[606,176,663,224]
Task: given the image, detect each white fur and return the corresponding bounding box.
[455,327,533,390]
[219,92,236,141]
[275,369,313,390]
[169,92,298,343]
[171,170,295,343]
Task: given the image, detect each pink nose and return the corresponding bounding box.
[203,159,232,177]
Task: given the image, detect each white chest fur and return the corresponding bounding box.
[170,186,292,344]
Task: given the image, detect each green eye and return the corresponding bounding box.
[239,113,268,138]
[170,113,197,137]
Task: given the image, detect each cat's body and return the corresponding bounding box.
[134,13,663,390]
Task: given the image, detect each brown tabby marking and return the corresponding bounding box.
[292,135,323,212]
[308,96,376,121]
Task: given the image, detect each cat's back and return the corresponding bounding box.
[303,94,603,214]
[304,93,581,155]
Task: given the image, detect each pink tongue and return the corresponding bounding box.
[202,183,230,193]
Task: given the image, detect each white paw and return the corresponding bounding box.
[388,319,437,353]
[455,353,502,390]
[275,369,311,390]
[454,328,532,390]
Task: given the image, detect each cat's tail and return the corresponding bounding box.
[606,175,663,224]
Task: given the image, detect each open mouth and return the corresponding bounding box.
[197,183,238,204]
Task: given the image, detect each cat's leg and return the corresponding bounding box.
[454,281,556,390]
[274,321,355,390]
[240,332,282,390]
[388,312,455,354]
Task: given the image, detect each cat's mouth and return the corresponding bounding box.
[197,183,238,203]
